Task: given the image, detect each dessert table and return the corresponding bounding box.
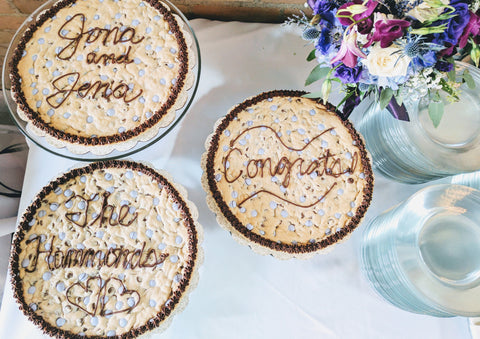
[0,19,473,338]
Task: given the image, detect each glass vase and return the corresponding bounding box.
[357,62,480,184]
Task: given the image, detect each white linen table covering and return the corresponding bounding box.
[0,19,472,339]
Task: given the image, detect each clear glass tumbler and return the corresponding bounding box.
[361,184,480,317]
[357,62,480,184]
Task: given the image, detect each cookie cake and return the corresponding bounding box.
[202,90,374,259]
[9,160,203,338]
[9,0,196,155]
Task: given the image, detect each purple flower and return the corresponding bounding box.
[435,60,454,72]
[433,3,470,47]
[413,50,437,68]
[459,11,480,49]
[337,0,377,27]
[334,64,362,83]
[310,0,337,28]
[330,29,366,68]
[316,28,334,55]
[446,3,470,44]
[369,18,410,48]
[439,43,457,57]
[357,17,373,35]
[311,0,334,16]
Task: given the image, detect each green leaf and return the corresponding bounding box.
[305,65,330,86]
[429,0,449,8]
[471,44,480,67]
[307,49,316,62]
[395,94,403,107]
[435,13,455,21]
[379,88,394,110]
[463,69,476,89]
[447,61,456,82]
[428,99,444,128]
[410,24,448,35]
[302,91,323,99]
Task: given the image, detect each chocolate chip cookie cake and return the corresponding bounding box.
[202,90,374,259]
[10,160,203,338]
[9,0,196,154]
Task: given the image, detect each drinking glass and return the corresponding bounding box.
[361,184,480,317]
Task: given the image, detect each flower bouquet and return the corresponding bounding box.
[287,0,480,126]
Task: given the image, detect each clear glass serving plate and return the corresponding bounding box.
[2,0,200,161]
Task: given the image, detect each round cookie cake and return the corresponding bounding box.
[9,0,196,155]
[202,90,374,259]
[9,160,202,338]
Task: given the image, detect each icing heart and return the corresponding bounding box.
[66,276,140,316]
[99,277,140,316]
[66,276,103,316]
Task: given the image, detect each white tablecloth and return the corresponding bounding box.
[0,19,472,339]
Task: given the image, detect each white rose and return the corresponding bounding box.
[364,44,411,77]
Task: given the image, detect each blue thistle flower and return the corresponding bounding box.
[302,27,321,41]
[396,34,444,70]
[404,39,421,58]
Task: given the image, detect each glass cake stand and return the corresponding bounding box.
[2,0,201,161]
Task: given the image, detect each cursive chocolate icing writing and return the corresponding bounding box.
[65,191,138,228]
[66,276,140,317]
[46,13,145,107]
[46,72,143,108]
[56,13,145,61]
[86,45,134,66]
[236,183,337,208]
[222,125,358,207]
[24,235,169,272]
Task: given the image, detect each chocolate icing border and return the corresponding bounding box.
[205,90,374,255]
[9,160,199,339]
[9,0,189,146]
